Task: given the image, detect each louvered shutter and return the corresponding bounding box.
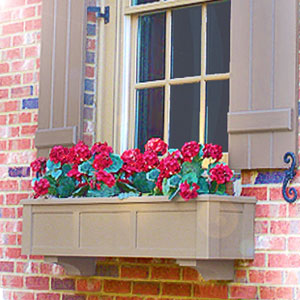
[228,0,299,169]
[36,0,87,157]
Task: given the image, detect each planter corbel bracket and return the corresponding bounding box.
[87,6,110,24]
[282,152,298,203]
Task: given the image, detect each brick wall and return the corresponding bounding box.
[0,0,300,299]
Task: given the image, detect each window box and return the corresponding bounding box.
[21,194,255,280]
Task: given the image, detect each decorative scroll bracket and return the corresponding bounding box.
[87,6,110,24]
[282,152,298,203]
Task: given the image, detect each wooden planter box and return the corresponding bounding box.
[21,195,256,280]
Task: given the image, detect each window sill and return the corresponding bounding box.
[21,195,256,280]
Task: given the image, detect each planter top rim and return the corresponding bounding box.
[21,194,256,205]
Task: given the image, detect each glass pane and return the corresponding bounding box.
[205,80,229,151]
[137,13,166,83]
[171,5,202,78]
[133,0,160,5]
[169,83,200,149]
[206,0,231,74]
[136,88,165,151]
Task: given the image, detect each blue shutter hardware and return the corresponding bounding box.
[282,152,298,203]
[87,6,110,24]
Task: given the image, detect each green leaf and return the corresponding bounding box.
[182,172,198,185]
[48,186,58,196]
[117,181,138,193]
[87,184,120,197]
[44,175,57,186]
[216,184,226,195]
[72,185,89,197]
[197,177,209,194]
[57,176,76,198]
[162,178,170,196]
[146,169,160,182]
[133,172,155,193]
[78,161,93,175]
[51,169,62,180]
[62,164,72,174]
[169,186,180,201]
[181,161,203,177]
[210,181,217,194]
[167,174,181,188]
[46,160,61,171]
[118,192,140,200]
[105,153,123,173]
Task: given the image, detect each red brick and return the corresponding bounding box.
[288,237,300,251]
[162,283,191,297]
[25,45,40,58]
[11,86,32,98]
[229,285,257,299]
[85,66,95,77]
[27,0,42,4]
[0,261,14,272]
[36,294,60,300]
[255,220,269,234]
[25,19,41,31]
[5,247,21,259]
[1,0,26,8]
[6,193,29,205]
[0,180,18,191]
[151,266,180,280]
[0,75,21,86]
[0,37,11,48]
[182,267,200,281]
[234,270,247,283]
[284,270,300,284]
[249,270,282,284]
[0,89,9,99]
[2,49,23,61]
[0,11,12,23]
[12,291,34,300]
[121,265,149,279]
[25,276,49,290]
[40,263,65,276]
[194,284,228,299]
[0,63,9,73]
[260,287,293,300]
[255,235,285,250]
[103,280,131,294]
[3,22,24,35]
[21,125,37,135]
[132,282,160,296]
[270,220,290,234]
[268,253,300,268]
[9,139,31,150]
[241,187,267,201]
[21,179,33,190]
[5,220,22,232]
[256,204,286,218]
[0,233,17,245]
[76,279,101,292]
[2,275,23,288]
[16,261,39,273]
[12,6,36,20]
[0,115,7,125]
[12,59,35,72]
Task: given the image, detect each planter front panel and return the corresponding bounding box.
[22,195,256,261]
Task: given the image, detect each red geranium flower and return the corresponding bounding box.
[121,148,144,176]
[30,157,47,174]
[145,138,168,155]
[95,170,116,188]
[68,141,92,164]
[158,154,181,177]
[179,181,199,201]
[33,178,50,198]
[93,153,113,170]
[209,164,233,185]
[91,142,113,156]
[203,144,223,161]
[143,150,159,172]
[67,165,84,181]
[49,145,69,164]
[181,141,200,162]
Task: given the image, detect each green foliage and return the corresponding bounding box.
[216,184,226,195]
[78,161,94,176]
[182,172,198,185]
[133,172,155,193]
[46,160,61,172]
[87,184,120,197]
[181,161,203,177]
[72,185,89,197]
[57,176,76,198]
[118,192,140,200]
[146,169,160,182]
[168,174,181,188]
[105,154,123,173]
[117,181,138,193]
[197,177,209,194]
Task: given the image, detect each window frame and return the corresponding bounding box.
[97,0,231,155]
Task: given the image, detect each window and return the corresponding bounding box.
[97,0,231,154]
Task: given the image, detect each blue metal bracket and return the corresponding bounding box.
[282,152,298,203]
[87,6,110,24]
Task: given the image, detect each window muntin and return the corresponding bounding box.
[128,0,231,151]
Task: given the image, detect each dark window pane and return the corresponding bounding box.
[133,0,160,5]
[169,83,200,149]
[171,5,202,78]
[205,80,229,151]
[137,13,166,82]
[136,88,165,151]
[206,0,230,74]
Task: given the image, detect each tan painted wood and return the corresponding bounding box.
[36,0,86,156]
[229,0,299,169]
[21,195,256,280]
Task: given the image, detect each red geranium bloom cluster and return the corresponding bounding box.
[203,143,223,161]
[181,141,200,162]
[49,145,69,164]
[156,154,181,190]
[33,178,50,198]
[68,141,92,164]
[143,150,159,172]
[121,149,144,176]
[30,157,47,174]
[179,181,200,201]
[67,165,84,181]
[209,164,233,184]
[93,154,113,170]
[145,138,168,155]
[91,142,113,156]
[96,170,116,188]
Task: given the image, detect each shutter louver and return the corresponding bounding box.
[228,0,299,169]
[36,0,86,157]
